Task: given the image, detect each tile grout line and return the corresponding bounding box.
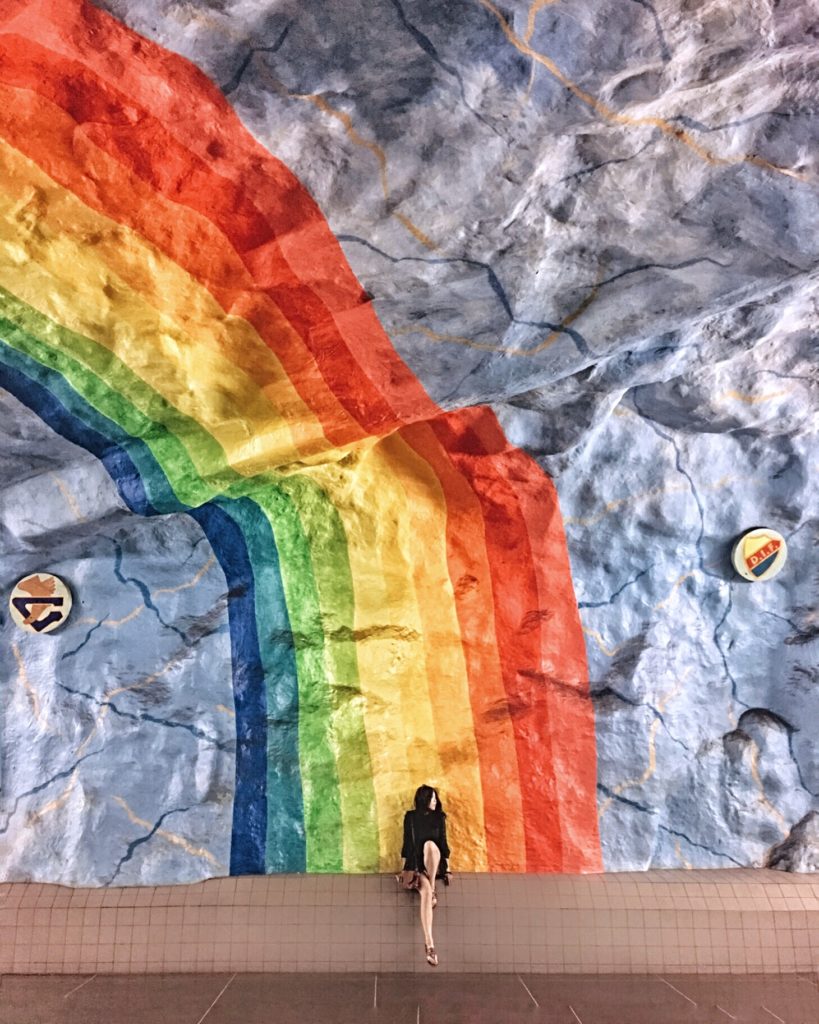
[517,975,539,1008]
[761,1006,786,1023]
[63,974,97,999]
[716,1005,737,1020]
[568,1005,583,1024]
[416,1004,420,1024]
[658,977,697,1006]
[193,972,236,1024]
[373,974,378,1009]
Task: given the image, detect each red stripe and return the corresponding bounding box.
[469,412,602,872]
[429,408,600,871]
[0,8,439,435]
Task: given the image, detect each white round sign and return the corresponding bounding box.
[9,573,73,633]
[731,529,788,583]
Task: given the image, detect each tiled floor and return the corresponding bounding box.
[2,870,817,974]
[1,972,818,1024]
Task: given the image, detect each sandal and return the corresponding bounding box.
[425,944,438,967]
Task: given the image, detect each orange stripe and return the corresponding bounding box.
[401,420,527,871]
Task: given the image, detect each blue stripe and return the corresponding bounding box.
[0,336,286,875]
[221,497,305,872]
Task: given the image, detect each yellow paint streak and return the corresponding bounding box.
[216,703,236,717]
[292,92,438,250]
[564,475,733,528]
[674,839,693,869]
[719,388,792,405]
[582,626,627,659]
[112,796,224,868]
[49,472,87,523]
[28,770,78,825]
[653,571,698,611]
[525,0,561,41]
[476,0,808,181]
[599,673,688,816]
[104,606,144,628]
[152,553,217,597]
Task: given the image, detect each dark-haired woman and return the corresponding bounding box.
[400,784,450,966]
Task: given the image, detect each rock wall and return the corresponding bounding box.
[0,0,816,882]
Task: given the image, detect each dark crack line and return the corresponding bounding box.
[556,135,658,185]
[631,389,748,709]
[61,618,105,660]
[657,824,745,866]
[761,369,817,385]
[711,587,750,711]
[763,607,811,638]
[221,23,291,95]
[597,786,746,865]
[578,564,653,608]
[598,256,733,290]
[785,519,814,543]
[592,686,690,752]
[631,389,708,571]
[106,804,192,885]
[627,0,671,61]
[672,109,817,135]
[56,683,230,751]
[337,233,592,356]
[0,749,104,834]
[109,538,187,642]
[597,782,654,814]
[386,0,500,136]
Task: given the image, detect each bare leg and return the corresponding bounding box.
[418,872,434,949]
[423,840,441,902]
[418,841,441,963]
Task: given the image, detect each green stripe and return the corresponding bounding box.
[278,475,379,871]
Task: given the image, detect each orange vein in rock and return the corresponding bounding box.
[476,0,809,181]
[293,92,438,249]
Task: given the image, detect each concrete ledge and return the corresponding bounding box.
[1,869,817,974]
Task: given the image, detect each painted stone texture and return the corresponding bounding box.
[0,392,235,885]
[0,0,816,882]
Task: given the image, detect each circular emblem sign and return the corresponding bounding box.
[732,529,788,583]
[9,573,73,633]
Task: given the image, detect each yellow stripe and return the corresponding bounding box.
[0,138,328,471]
[381,432,489,871]
[305,441,445,869]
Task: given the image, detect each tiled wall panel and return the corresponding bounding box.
[1,871,817,975]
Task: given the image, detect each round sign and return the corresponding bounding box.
[732,529,788,582]
[9,573,73,633]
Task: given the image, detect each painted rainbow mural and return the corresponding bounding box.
[0,0,601,875]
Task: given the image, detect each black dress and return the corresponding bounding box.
[401,809,450,879]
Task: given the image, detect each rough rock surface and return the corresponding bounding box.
[0,0,816,880]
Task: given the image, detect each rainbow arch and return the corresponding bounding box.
[0,0,602,875]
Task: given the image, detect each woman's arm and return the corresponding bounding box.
[440,813,451,859]
[401,811,413,863]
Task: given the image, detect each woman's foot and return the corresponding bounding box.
[425,945,438,967]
